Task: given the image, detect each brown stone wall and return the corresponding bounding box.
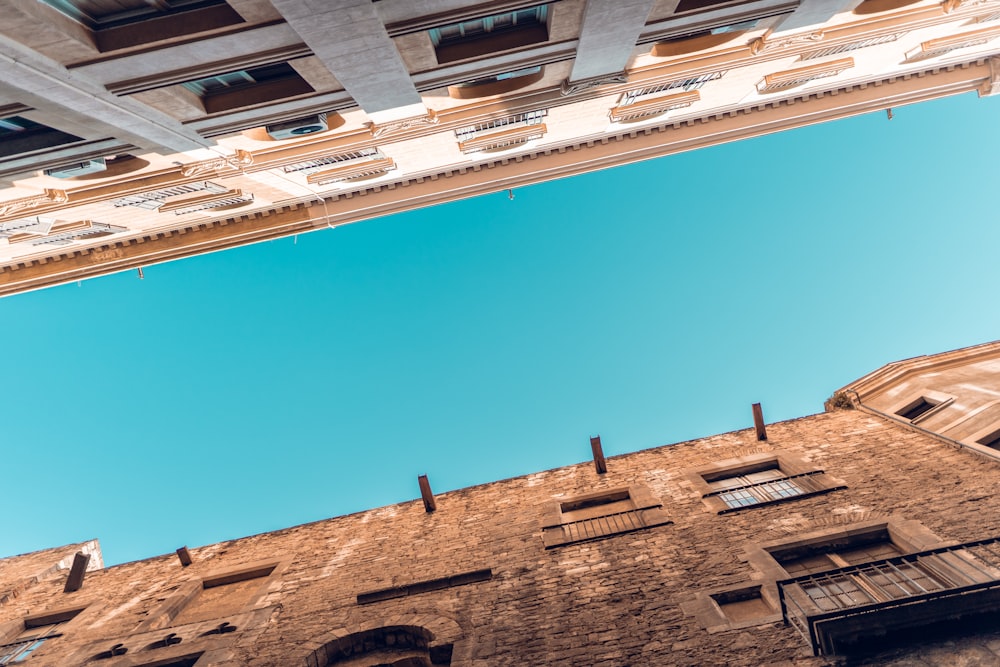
[3,410,1000,666]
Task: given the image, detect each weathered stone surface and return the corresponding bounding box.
[2,410,1000,665]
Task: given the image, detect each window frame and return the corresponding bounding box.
[430,5,550,64]
[38,0,245,52]
[890,390,954,424]
[687,451,846,514]
[138,558,286,632]
[180,62,314,114]
[0,606,86,665]
[541,483,672,549]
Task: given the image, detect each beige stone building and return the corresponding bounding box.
[4,340,1000,666]
[1,0,999,296]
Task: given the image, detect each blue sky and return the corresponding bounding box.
[3,90,998,566]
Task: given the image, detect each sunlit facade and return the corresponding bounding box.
[1,0,999,296]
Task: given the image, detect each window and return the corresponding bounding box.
[113,182,229,210]
[610,89,700,123]
[281,149,381,174]
[181,63,313,114]
[976,428,1000,450]
[0,608,83,665]
[800,32,904,61]
[134,657,203,667]
[541,484,672,548]
[40,0,244,52]
[448,66,545,99]
[905,25,1000,63]
[455,111,547,154]
[892,391,953,423]
[710,586,774,624]
[319,626,450,666]
[756,58,854,94]
[690,452,845,514]
[618,73,724,106]
[763,524,1000,656]
[357,568,492,605]
[0,117,82,159]
[171,563,275,625]
[674,0,751,14]
[706,464,806,509]
[430,6,549,64]
[10,220,128,246]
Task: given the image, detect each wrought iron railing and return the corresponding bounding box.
[706,471,829,511]
[554,508,655,543]
[778,537,1000,655]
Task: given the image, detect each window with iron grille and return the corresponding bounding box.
[25,221,128,246]
[756,58,853,94]
[454,111,547,142]
[905,26,1000,62]
[541,485,672,549]
[707,465,806,509]
[619,72,724,106]
[282,148,381,174]
[113,182,229,210]
[455,111,547,154]
[800,32,904,60]
[691,452,845,514]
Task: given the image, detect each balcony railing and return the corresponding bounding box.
[542,506,673,548]
[706,471,836,512]
[778,537,1000,656]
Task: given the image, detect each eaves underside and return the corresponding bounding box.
[0,59,991,298]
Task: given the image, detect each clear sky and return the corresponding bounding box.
[3,90,999,566]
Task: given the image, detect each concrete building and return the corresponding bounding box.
[1,0,999,296]
[4,340,1000,666]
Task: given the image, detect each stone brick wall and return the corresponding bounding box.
[3,409,1000,666]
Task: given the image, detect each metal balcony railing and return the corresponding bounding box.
[553,508,655,543]
[706,471,829,511]
[778,537,1000,656]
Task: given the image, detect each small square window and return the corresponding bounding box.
[710,586,773,624]
[896,397,938,420]
[977,429,1000,450]
[892,392,953,423]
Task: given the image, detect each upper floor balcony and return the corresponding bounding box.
[778,537,1000,656]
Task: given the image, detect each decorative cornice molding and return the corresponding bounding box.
[560,72,628,96]
[0,190,68,220]
[180,151,254,178]
[0,62,987,296]
[979,55,1000,95]
[367,111,439,139]
[749,29,825,55]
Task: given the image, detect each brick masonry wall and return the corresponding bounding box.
[4,409,1000,666]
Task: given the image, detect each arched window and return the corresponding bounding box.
[322,626,451,666]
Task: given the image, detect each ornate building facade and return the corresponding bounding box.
[1,0,999,296]
[4,340,1000,665]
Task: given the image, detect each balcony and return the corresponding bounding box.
[542,507,672,548]
[778,537,1000,656]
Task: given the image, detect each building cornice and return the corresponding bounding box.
[0,59,989,297]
